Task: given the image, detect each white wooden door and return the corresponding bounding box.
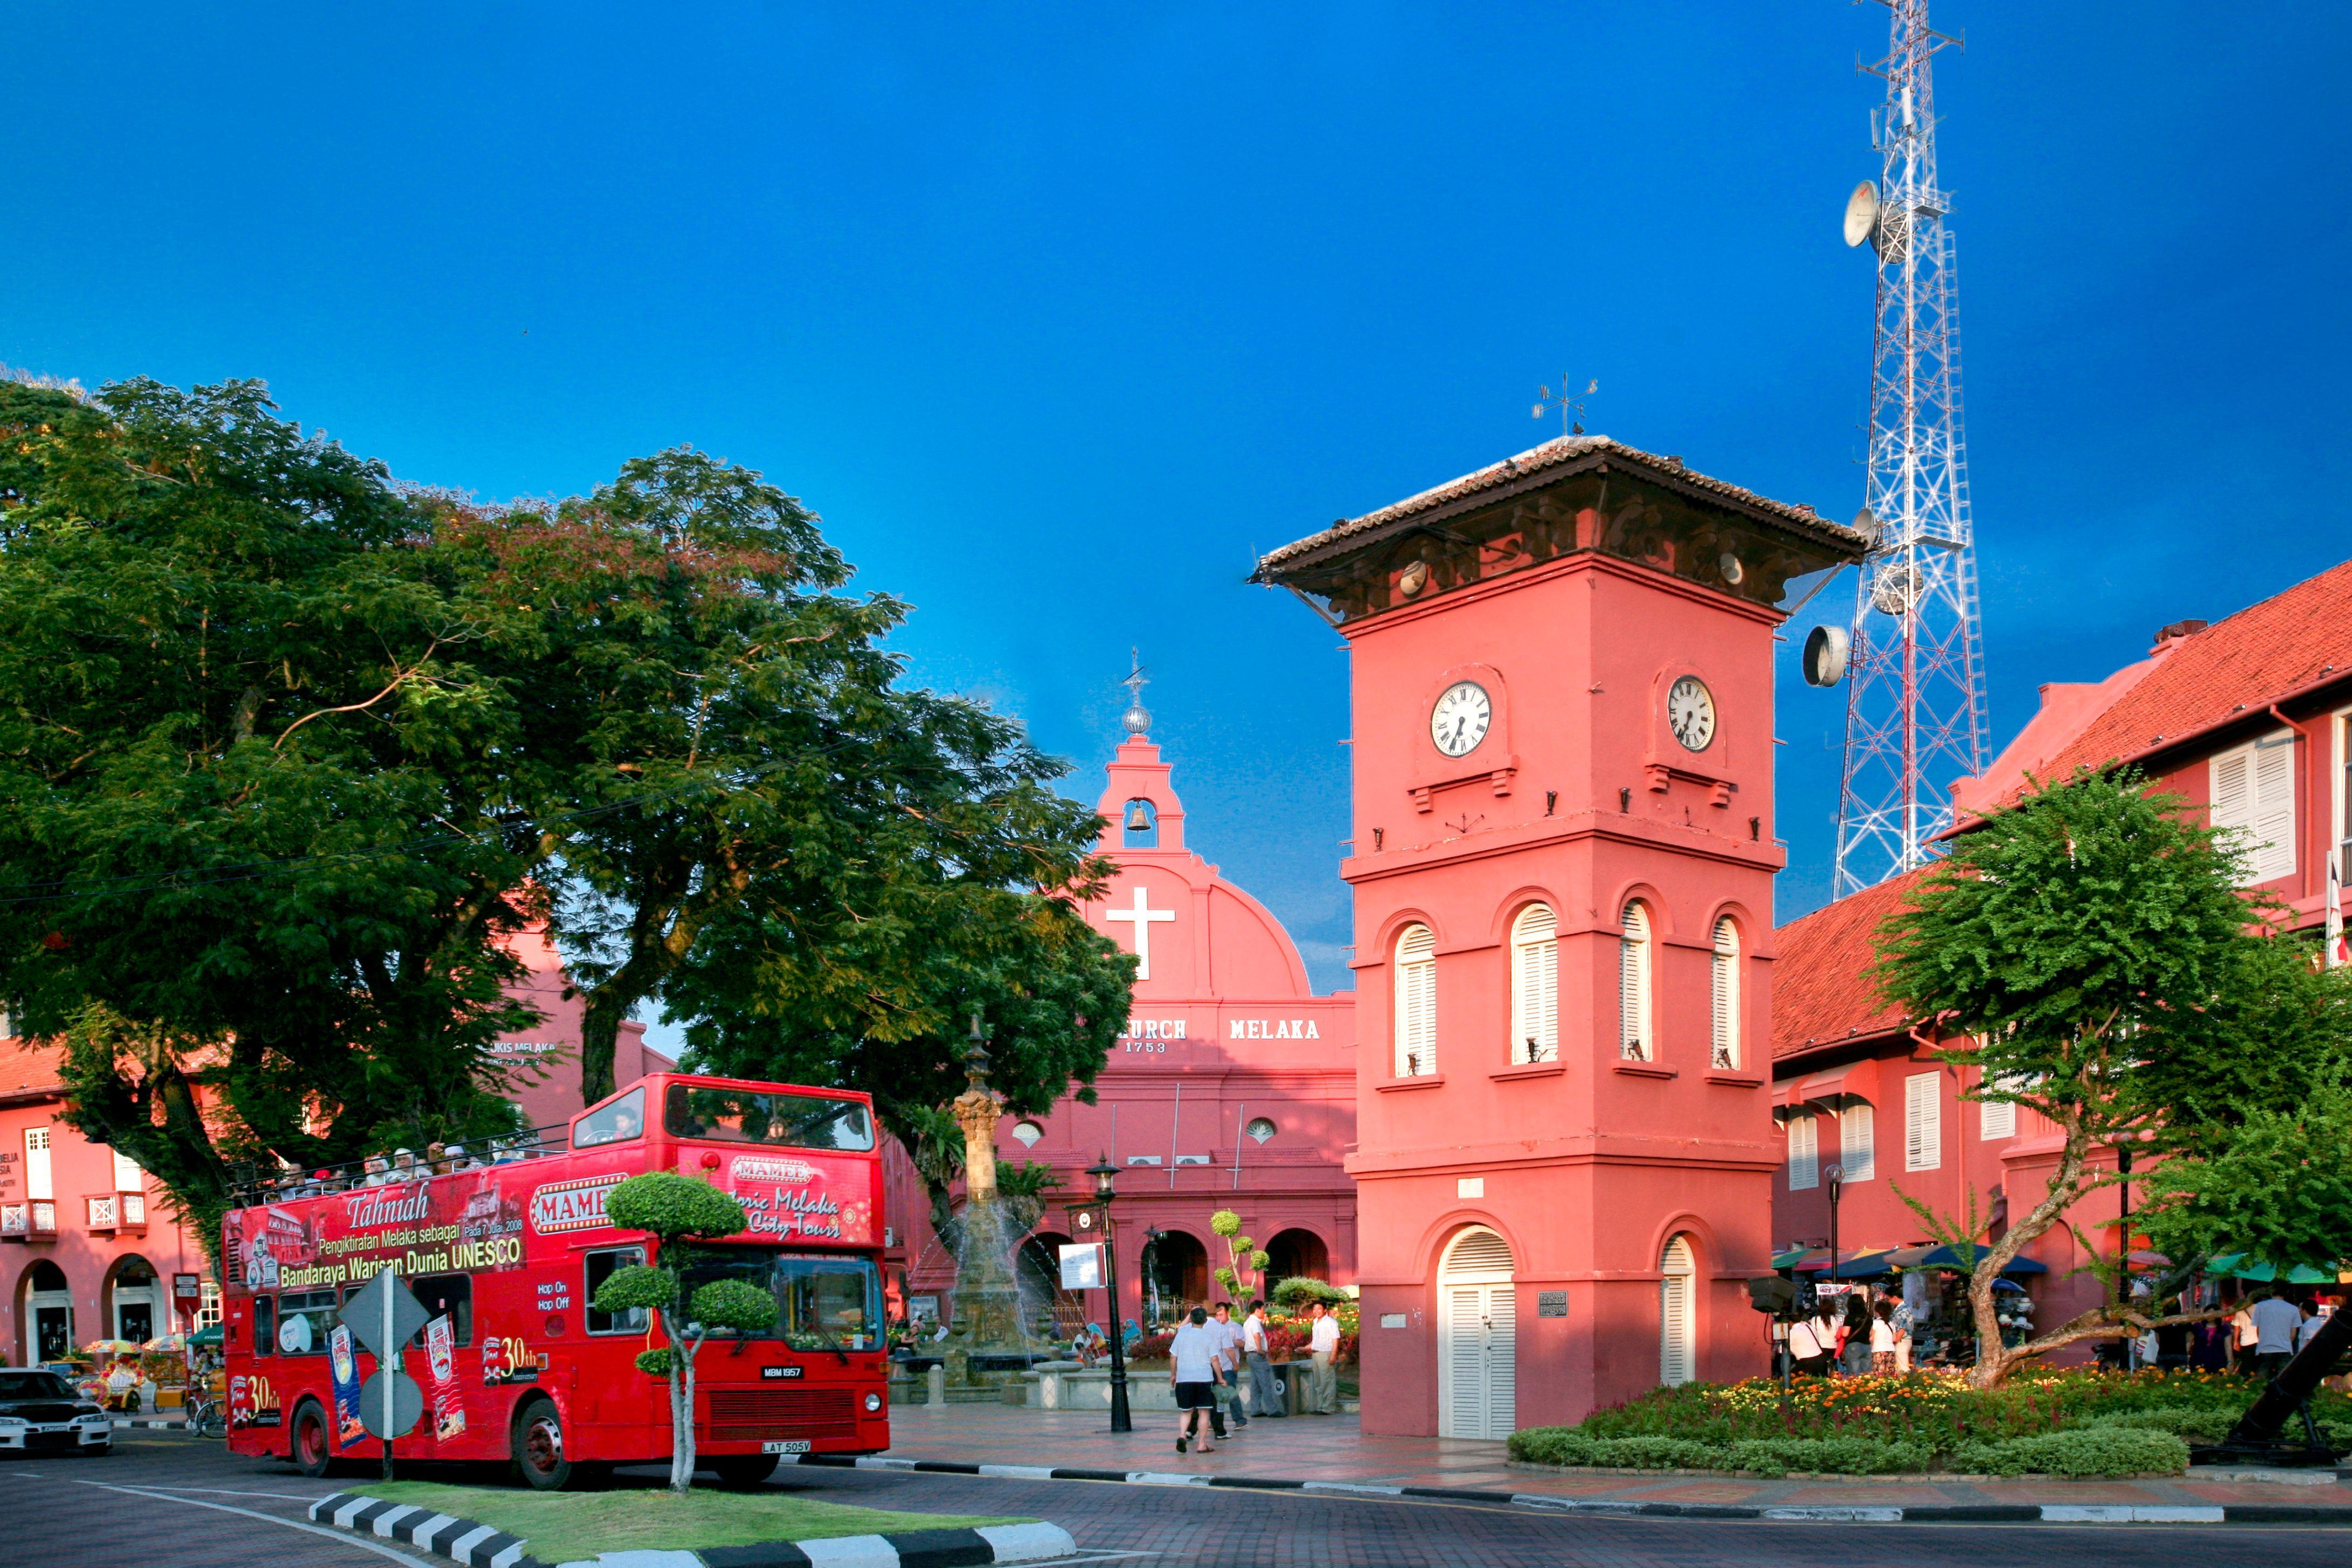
[1441,1281,1517,1438]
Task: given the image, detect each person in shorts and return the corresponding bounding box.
[1170,1306,1223,1453]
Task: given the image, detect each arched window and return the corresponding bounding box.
[1244,1117,1276,1144]
[1010,1119,1044,1147]
[1509,904,1558,1065]
[1709,917,1740,1070]
[1395,923,1437,1078]
[1619,902,1653,1061]
[1659,1235,1697,1387]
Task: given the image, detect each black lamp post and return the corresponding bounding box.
[1824,1164,1845,1299]
[1085,1154,1132,1434]
[2118,1143,2136,1371]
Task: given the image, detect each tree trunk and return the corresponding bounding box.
[1966,1123,2090,1388]
[579,983,631,1108]
[662,1305,695,1493]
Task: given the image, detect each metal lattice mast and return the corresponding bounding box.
[1832,0,1990,898]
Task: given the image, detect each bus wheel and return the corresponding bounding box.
[290,1401,334,1479]
[710,1455,779,1488]
[512,1398,578,1492]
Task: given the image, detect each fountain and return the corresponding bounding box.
[933,1020,1060,1401]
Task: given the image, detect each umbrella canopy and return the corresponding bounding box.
[1903,1243,2048,1276]
[140,1333,186,1353]
[2208,1255,2339,1284]
[82,1339,142,1355]
[187,1324,223,1348]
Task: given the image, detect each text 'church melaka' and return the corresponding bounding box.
[886,436,1864,1439]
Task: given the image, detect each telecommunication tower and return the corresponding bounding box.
[1826,0,1991,897]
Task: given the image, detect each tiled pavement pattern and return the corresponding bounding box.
[875,1401,2352,1514]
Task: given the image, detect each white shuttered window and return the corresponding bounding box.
[1979,1072,2018,1141]
[1658,1235,1697,1388]
[1395,924,1438,1077]
[1906,1071,1942,1171]
[2211,733,2297,885]
[1710,918,1740,1069]
[1510,904,1559,1064]
[25,1127,52,1201]
[1787,1113,1818,1190]
[1840,1102,1875,1183]
[1619,902,1654,1060]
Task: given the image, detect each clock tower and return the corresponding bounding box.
[1257,436,1863,1436]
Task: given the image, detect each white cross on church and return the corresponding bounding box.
[1104,884,1175,981]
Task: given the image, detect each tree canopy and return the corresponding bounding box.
[0,373,1131,1252]
[1874,767,2352,1383]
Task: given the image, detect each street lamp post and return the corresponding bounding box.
[1825,1164,1846,1317]
[1085,1154,1132,1434]
[2118,1143,2136,1372]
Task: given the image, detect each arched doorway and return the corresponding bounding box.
[1017,1231,1085,1340]
[1659,1234,1697,1388]
[1437,1227,1516,1440]
[107,1255,161,1345]
[1262,1228,1329,1301]
[23,1259,72,1362]
[1142,1229,1207,1325]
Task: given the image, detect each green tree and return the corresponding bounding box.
[1874,768,2352,1385]
[590,1171,778,1493]
[0,377,543,1256]
[1209,1208,1269,1304]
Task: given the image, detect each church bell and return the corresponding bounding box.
[1125,801,1154,833]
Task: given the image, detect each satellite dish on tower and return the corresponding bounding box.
[1842,181,1880,249]
[1803,625,1851,688]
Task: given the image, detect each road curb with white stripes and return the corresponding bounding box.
[780,1453,2352,1526]
[305,1491,1079,1566]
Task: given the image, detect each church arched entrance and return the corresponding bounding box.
[1263,1228,1329,1299]
[106,1254,162,1345]
[1018,1231,1084,1340]
[1437,1226,1516,1440]
[1659,1234,1697,1388]
[21,1259,73,1362]
[1142,1228,1208,1325]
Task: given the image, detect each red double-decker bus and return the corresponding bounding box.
[220,1073,891,1488]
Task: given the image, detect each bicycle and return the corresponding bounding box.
[185,1392,227,1439]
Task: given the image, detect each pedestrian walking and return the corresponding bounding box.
[1211,1302,1249,1429]
[2230,1296,2260,1373]
[1170,1306,1223,1453]
[1876,1284,1915,1373]
[1242,1298,1280,1418]
[1306,1300,1341,1414]
[2248,1290,2303,1381]
[1787,1309,1834,1377]
[1868,1298,1898,1375]
[1838,1290,1872,1375]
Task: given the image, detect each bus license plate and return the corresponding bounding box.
[762,1439,811,1454]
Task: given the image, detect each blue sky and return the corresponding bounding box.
[10,3,2348,1023]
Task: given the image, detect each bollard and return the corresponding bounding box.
[927,1364,947,1406]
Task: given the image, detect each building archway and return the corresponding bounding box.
[21,1258,72,1362]
[105,1254,162,1345]
[1017,1230,1084,1340]
[1437,1226,1517,1440]
[1142,1228,1208,1325]
[1262,1228,1330,1301]
[1659,1234,1698,1388]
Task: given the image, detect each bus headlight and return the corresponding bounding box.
[864,1392,883,1413]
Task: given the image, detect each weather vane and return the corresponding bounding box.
[1120,648,1153,735]
[1532,375,1598,438]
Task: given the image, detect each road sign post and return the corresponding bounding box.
[340,1265,429,1481]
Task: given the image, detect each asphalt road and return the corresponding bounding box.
[7,1430,2352,1568]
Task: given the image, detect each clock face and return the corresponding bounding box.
[1667,675,1716,752]
[1429,681,1492,758]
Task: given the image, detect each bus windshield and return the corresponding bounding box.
[674,1246,883,1352]
[663,1084,874,1152]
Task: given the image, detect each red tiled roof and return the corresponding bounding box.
[1954,557,2352,821]
[0,1039,66,1100]
[1772,867,1931,1062]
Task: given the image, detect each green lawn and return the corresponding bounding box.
[360,1479,1025,1565]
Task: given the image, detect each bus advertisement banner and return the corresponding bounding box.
[222,1168,528,1296]
[699,1151,877,1247]
[424,1314,467,1440]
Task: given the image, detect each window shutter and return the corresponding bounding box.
[1620,904,1651,1060]
[25,1128,52,1202]
[1905,1072,1941,1171]
[1396,925,1437,1077]
[1511,905,1558,1063]
[1979,1074,2017,1141]
[1787,1114,1818,1190]
[1658,1236,1696,1388]
[1841,1102,1875,1182]
[1710,919,1739,1070]
[112,1149,144,1193]
[2211,749,2251,836]
[2250,737,2297,883]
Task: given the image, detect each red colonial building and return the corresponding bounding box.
[1772,557,2352,1341]
[884,719,1359,1332]
[1261,436,1866,1437]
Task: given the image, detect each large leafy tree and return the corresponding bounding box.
[0,377,541,1249]
[1875,768,2352,1386]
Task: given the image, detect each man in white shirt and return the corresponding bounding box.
[1211,1302,1249,1429]
[1306,1300,1341,1415]
[2248,1292,2305,1380]
[1241,1298,1280,1418]
[1168,1306,1223,1453]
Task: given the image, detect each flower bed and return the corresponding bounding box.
[1508,1369,2352,1479]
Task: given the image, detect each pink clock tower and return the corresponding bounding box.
[1258,436,1863,1437]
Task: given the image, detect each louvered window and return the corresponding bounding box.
[1395,924,1437,1078]
[1978,1072,2018,1140]
[1444,1227,1516,1276]
[1509,904,1558,1065]
[1619,902,1653,1061]
[1787,1112,1818,1190]
[2211,733,2297,886]
[1905,1071,1942,1171]
[1709,918,1740,1069]
[1840,1101,1875,1183]
[1658,1235,1696,1388]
